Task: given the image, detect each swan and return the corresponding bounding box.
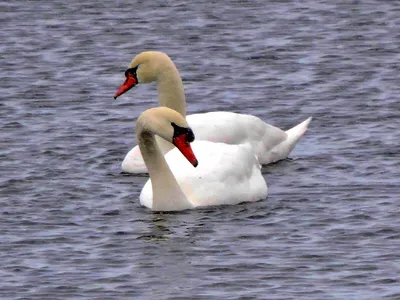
[135,106,267,211]
[114,51,312,173]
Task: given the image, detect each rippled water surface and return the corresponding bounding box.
[1,0,400,299]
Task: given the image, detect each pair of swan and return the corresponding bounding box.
[114,51,311,211]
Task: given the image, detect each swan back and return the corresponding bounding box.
[140,140,268,208]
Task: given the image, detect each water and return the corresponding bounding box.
[1,0,400,299]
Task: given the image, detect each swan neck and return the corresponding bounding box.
[156,68,186,117]
[137,128,192,211]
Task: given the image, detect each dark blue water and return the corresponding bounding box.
[1,1,400,299]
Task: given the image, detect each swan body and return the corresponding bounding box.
[115,51,311,174]
[136,107,267,211]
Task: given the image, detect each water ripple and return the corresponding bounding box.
[1,0,400,299]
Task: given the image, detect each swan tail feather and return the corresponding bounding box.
[286,117,312,141]
[260,117,312,164]
[283,116,312,155]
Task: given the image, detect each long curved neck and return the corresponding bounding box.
[137,129,193,211]
[156,66,187,117]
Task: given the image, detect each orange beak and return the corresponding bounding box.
[173,134,198,167]
[114,74,138,99]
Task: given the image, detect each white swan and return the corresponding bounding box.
[135,107,267,211]
[114,51,312,173]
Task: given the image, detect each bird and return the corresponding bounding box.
[114,51,311,173]
[135,106,267,212]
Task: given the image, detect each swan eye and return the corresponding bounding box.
[186,128,195,143]
[171,122,195,144]
[125,66,138,78]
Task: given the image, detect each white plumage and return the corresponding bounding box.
[140,141,267,210]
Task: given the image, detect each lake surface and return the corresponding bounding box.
[1,0,400,299]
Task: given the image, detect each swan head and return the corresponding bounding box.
[137,107,198,168]
[114,51,174,99]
